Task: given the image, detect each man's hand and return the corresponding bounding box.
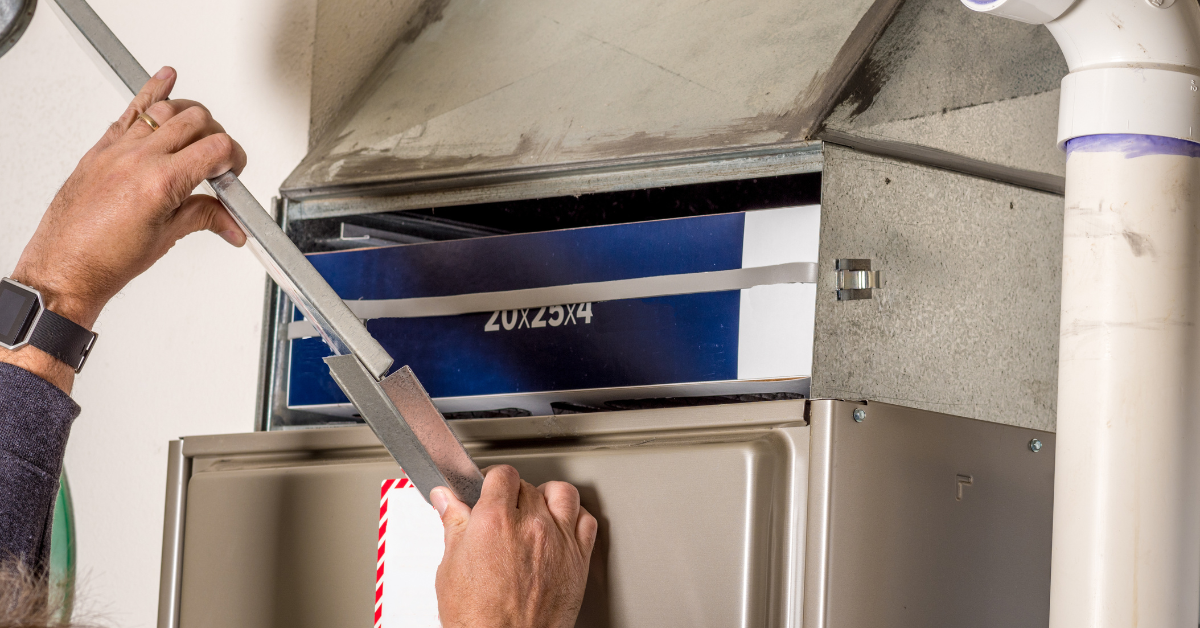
[432,465,598,628]
[2,66,247,391]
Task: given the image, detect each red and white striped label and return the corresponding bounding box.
[378,478,444,628]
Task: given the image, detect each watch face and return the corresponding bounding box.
[0,281,40,347]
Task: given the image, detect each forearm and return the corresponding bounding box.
[0,362,80,574]
[3,226,110,396]
[0,65,245,577]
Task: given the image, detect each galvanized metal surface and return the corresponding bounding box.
[812,145,1063,430]
[309,0,429,149]
[324,355,484,505]
[285,0,1068,209]
[821,128,1065,195]
[378,365,484,505]
[261,283,300,429]
[804,400,1055,627]
[282,0,900,198]
[819,0,1068,182]
[299,376,811,421]
[286,142,824,220]
[260,201,310,430]
[176,401,810,628]
[254,205,284,434]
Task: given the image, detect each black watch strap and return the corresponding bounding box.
[29,309,98,373]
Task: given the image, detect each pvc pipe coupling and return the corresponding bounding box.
[962,0,1200,147]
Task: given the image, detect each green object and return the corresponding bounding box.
[49,471,76,621]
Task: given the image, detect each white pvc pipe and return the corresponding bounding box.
[959,0,1200,626]
[1055,136,1200,627]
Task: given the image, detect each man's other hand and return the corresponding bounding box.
[12,66,247,331]
[2,67,246,392]
[432,465,598,628]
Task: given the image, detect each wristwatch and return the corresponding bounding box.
[0,277,98,373]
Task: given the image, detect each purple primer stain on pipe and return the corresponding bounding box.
[1066,134,1200,159]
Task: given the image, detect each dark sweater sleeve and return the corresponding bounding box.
[0,362,80,574]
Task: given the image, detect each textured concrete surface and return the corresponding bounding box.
[812,145,1063,431]
[822,0,1067,178]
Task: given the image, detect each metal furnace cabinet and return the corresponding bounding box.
[159,1,1072,626]
[257,0,1069,435]
[159,400,1053,628]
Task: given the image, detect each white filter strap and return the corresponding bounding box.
[288,262,817,339]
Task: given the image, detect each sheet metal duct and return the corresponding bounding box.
[817,0,1068,191]
[265,0,1072,433]
[283,0,897,198]
[281,0,1069,213]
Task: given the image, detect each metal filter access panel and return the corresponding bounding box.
[160,399,1053,628]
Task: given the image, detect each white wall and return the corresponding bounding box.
[0,1,315,625]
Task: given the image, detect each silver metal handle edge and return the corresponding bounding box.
[325,354,484,506]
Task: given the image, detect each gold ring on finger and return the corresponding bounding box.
[137,112,160,131]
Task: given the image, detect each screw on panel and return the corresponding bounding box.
[1146,0,1175,8]
[1029,438,1043,453]
[852,408,866,423]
